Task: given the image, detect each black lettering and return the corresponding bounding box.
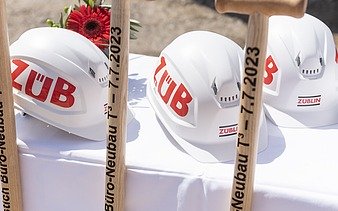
[237,137,249,147]
[105,204,113,211]
[108,80,118,89]
[0,154,7,163]
[237,163,247,172]
[106,182,115,191]
[107,160,116,169]
[108,135,117,144]
[1,175,8,184]
[234,172,246,182]
[2,187,9,195]
[111,27,121,35]
[0,166,8,176]
[0,140,5,148]
[109,125,117,134]
[235,190,244,199]
[238,154,248,163]
[235,180,245,191]
[109,67,119,76]
[105,167,115,178]
[2,193,9,202]
[231,196,243,210]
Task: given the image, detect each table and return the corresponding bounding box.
[1,54,338,211]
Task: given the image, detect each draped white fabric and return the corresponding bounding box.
[1,54,338,211]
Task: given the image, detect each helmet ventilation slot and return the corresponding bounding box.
[220,94,239,102]
[301,69,320,75]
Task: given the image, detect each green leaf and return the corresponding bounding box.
[83,0,95,7]
[64,6,69,14]
[130,25,140,33]
[59,12,64,28]
[83,0,90,5]
[46,19,54,27]
[66,5,73,16]
[130,32,137,40]
[130,19,142,28]
[87,0,95,7]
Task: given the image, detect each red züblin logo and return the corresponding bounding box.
[11,59,76,108]
[219,124,238,137]
[153,56,192,117]
[297,95,321,107]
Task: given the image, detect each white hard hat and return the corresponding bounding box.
[147,31,268,163]
[263,14,338,127]
[10,27,133,141]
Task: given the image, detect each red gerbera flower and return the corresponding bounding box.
[66,5,110,49]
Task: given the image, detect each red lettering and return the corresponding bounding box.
[154,56,166,86]
[11,59,76,108]
[157,70,177,104]
[25,70,53,102]
[298,97,321,105]
[11,59,29,90]
[51,77,76,108]
[264,55,278,85]
[219,126,238,136]
[153,56,193,117]
[170,84,192,117]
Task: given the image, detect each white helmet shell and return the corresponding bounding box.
[10,27,133,141]
[147,31,268,163]
[263,14,338,127]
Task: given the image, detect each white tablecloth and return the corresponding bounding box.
[1,54,338,211]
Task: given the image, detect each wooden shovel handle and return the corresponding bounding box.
[0,1,23,210]
[104,0,130,210]
[229,13,268,211]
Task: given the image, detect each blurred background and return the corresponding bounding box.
[6,0,338,56]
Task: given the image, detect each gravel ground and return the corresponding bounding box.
[5,0,338,56]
